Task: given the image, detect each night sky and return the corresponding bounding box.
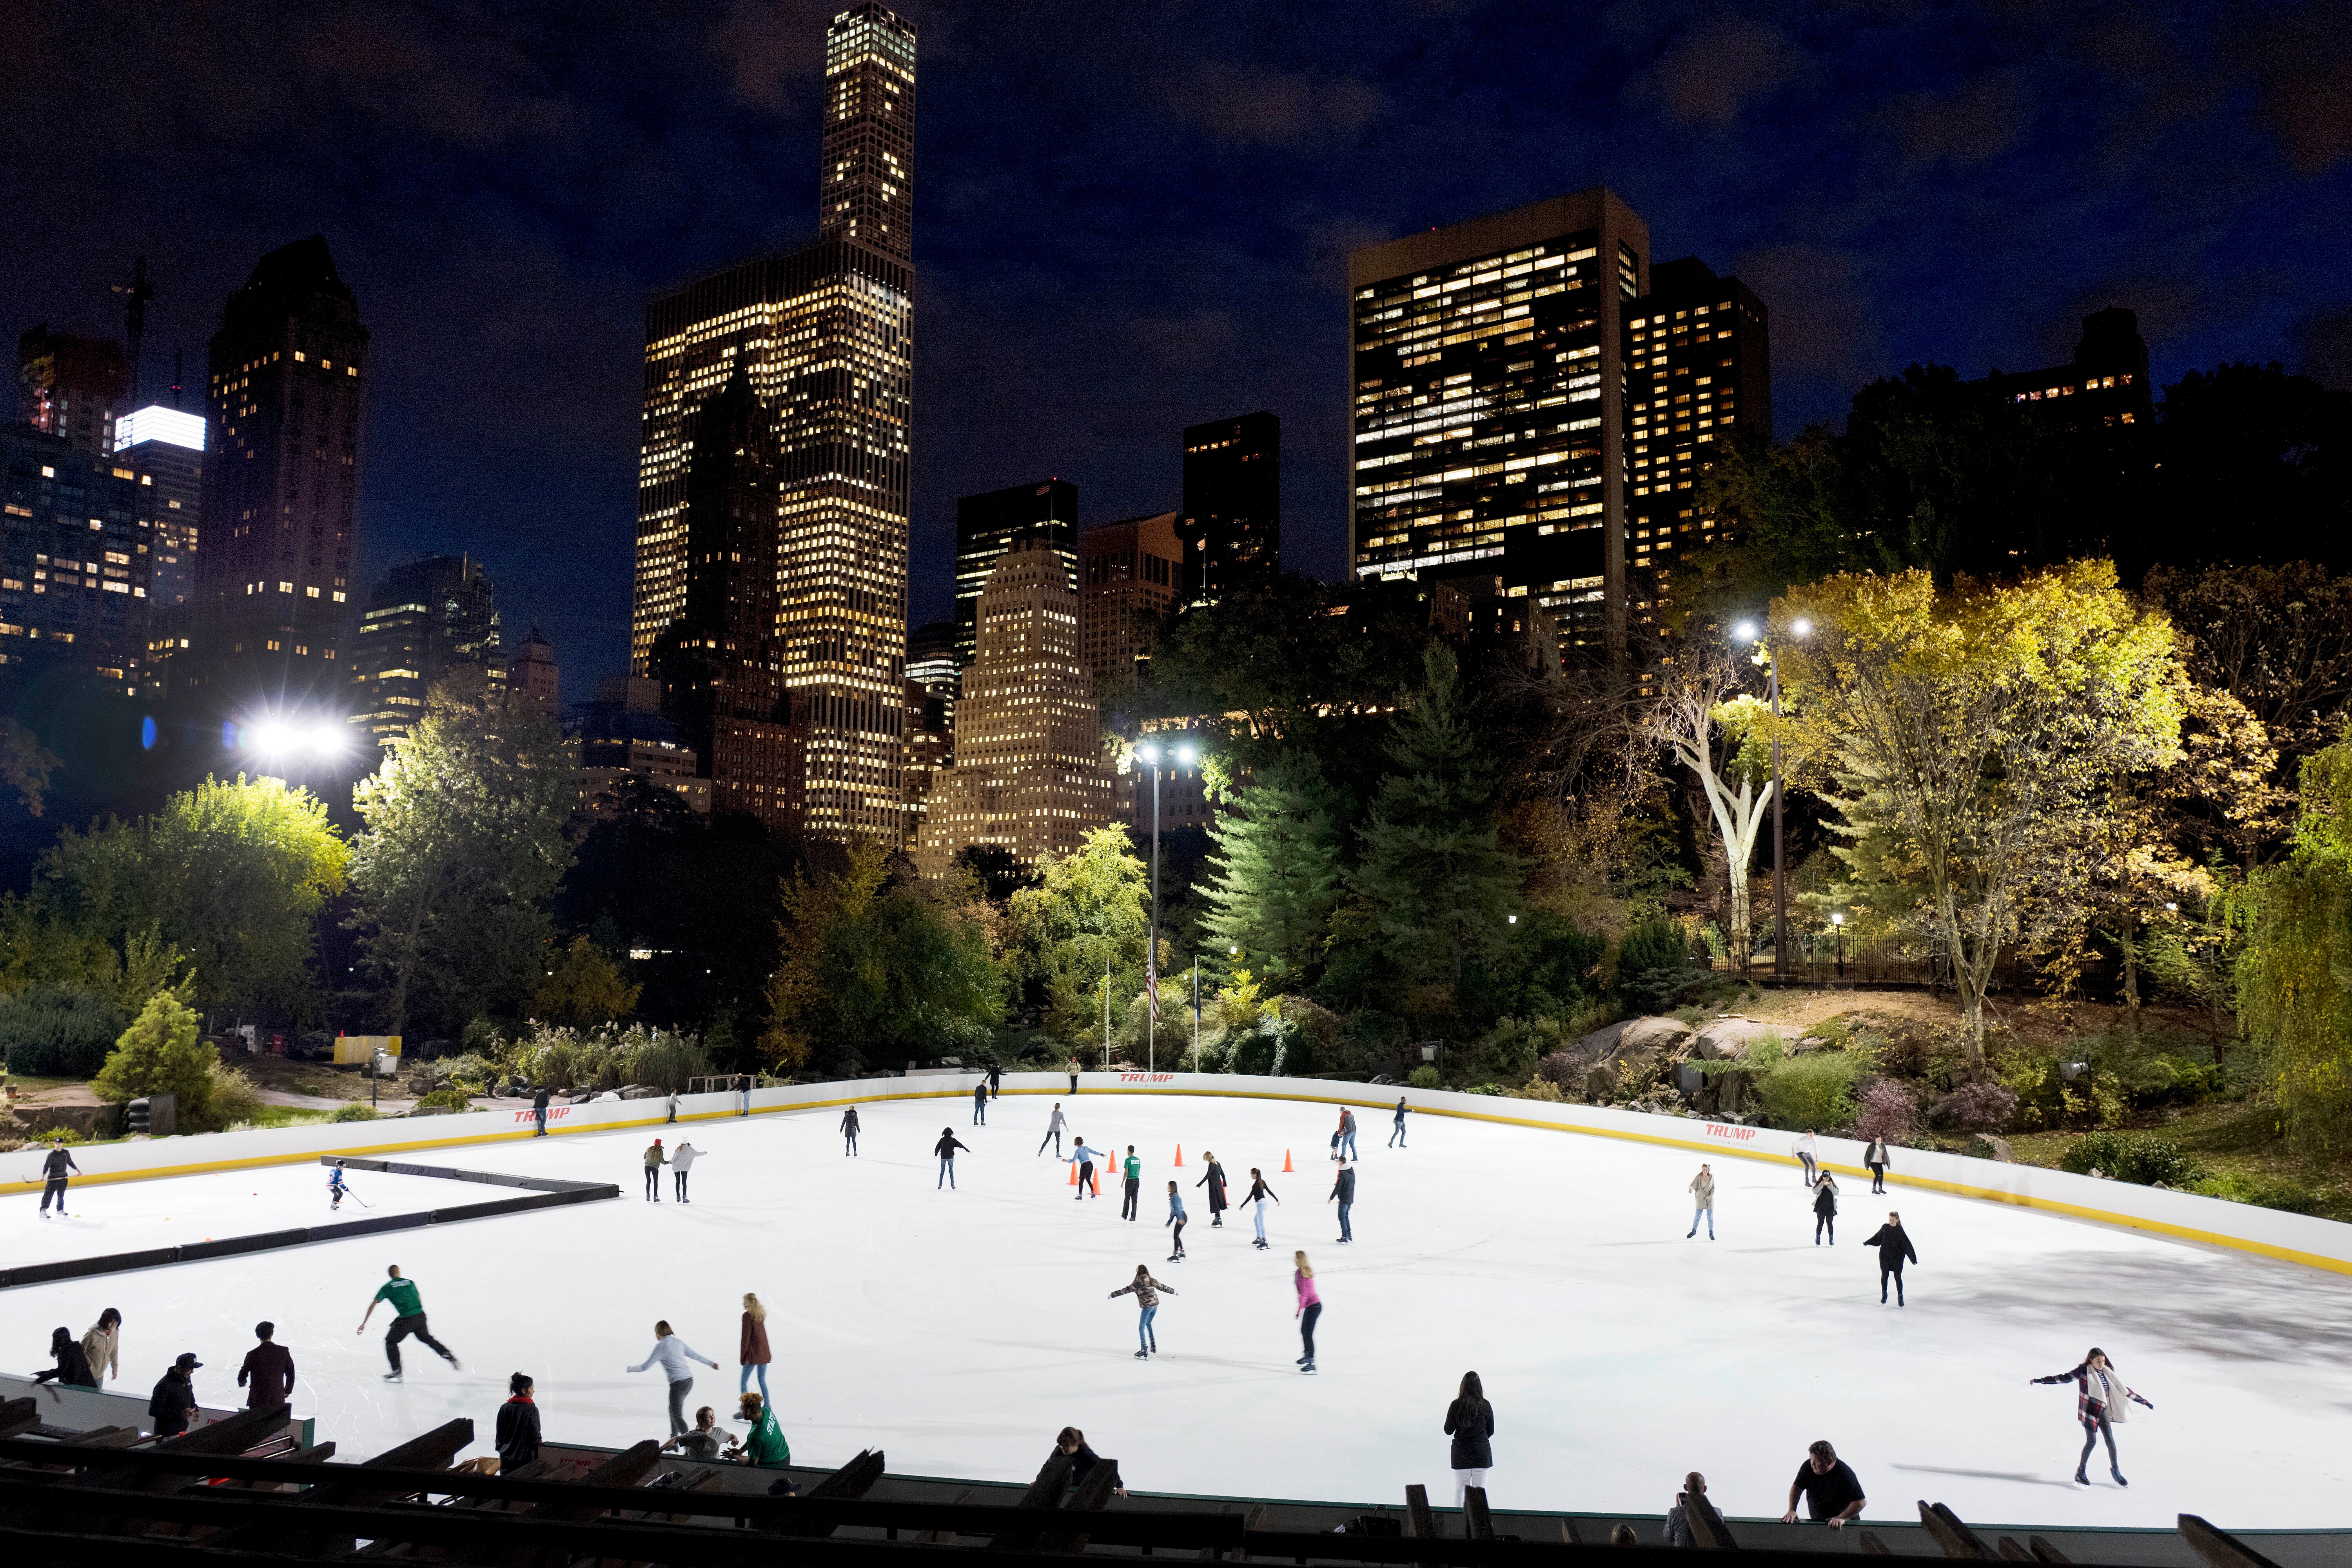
[6,0,2348,701]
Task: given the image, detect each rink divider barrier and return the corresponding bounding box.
[10,1070,2349,1276]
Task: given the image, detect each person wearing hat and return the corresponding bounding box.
[643,1138,668,1201]
[238,1321,295,1409]
[150,1352,201,1438]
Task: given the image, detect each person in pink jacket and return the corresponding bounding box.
[1293,1250,1322,1374]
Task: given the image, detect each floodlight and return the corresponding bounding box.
[1176,743,1197,766]
[1791,617,1813,637]
[1732,620,1756,641]
[1136,742,1160,765]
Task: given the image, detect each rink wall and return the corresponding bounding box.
[9,1069,2350,1276]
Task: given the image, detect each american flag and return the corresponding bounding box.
[1145,949,1159,1022]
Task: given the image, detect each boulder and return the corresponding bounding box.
[1689,1016,1779,1060]
[1578,1016,1691,1101]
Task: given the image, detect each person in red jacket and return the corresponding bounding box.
[238,1321,295,1408]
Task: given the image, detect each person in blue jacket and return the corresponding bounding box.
[1165,1180,1188,1260]
[1067,1139,1105,1200]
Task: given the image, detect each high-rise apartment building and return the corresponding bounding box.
[1178,412,1279,603]
[1624,258,1770,601]
[570,676,711,818]
[511,626,559,705]
[171,235,367,715]
[915,544,1113,873]
[906,618,959,699]
[1988,307,2153,430]
[18,326,127,460]
[116,404,205,610]
[1349,189,1650,658]
[0,425,151,690]
[346,554,503,745]
[1078,510,1180,696]
[954,478,1076,665]
[633,3,916,843]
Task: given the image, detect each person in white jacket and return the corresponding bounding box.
[1686,1163,1716,1240]
[1794,1130,1820,1186]
[629,1320,721,1436]
[671,1143,702,1203]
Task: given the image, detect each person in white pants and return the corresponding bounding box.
[1446,1370,1495,1504]
[1794,1130,1820,1186]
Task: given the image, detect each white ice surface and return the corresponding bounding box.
[2,1094,2347,1530]
[4,1163,474,1263]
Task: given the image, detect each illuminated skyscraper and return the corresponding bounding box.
[17,326,126,460]
[1178,412,1279,603]
[346,554,503,746]
[116,404,205,610]
[0,424,149,691]
[633,3,916,842]
[1078,510,1180,696]
[953,478,1076,665]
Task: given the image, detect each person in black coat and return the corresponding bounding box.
[149,1353,201,1438]
[1443,1370,1496,1504]
[532,1085,551,1136]
[237,1321,296,1408]
[496,1373,542,1470]
[971,1081,989,1125]
[32,1326,96,1389]
[1196,1154,1229,1227]
[1862,1212,1918,1305]
[840,1104,860,1156]
[1328,1159,1356,1243]
[1812,1174,1838,1245]
[935,1128,971,1189]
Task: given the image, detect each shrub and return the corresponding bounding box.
[2190,1171,2321,1214]
[1851,1079,1919,1142]
[1534,1051,1582,1086]
[204,1063,263,1131]
[2060,1131,2208,1188]
[1407,1065,1440,1089]
[330,1103,380,1123]
[1473,1016,1568,1084]
[91,993,213,1125]
[1929,1080,2018,1134]
[1751,1051,1861,1131]
[1964,1134,2008,1161]
[1615,917,1705,1012]
[0,986,129,1078]
[1517,1078,1567,1102]
[412,1087,474,1113]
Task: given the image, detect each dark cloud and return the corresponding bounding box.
[2292,305,2352,391]
[1632,14,1809,127]
[1896,76,2027,167]
[1162,63,1385,147]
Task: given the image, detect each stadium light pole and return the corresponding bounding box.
[1733,617,1810,978]
[1133,736,1199,1075]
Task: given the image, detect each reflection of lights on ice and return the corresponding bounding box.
[1,1096,2343,1528]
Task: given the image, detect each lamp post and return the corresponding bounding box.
[1134,736,1198,1076]
[1734,616,1811,978]
[1830,910,1845,979]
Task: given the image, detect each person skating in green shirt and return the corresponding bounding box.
[1120,1146,1144,1221]
[356,1264,461,1382]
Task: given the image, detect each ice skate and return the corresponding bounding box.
[1134,1349,1149,1359]
[384,1371,403,1382]
[1300,1361,1316,1374]
[2111,1469,2128,1486]
[2074,1469,2089,1486]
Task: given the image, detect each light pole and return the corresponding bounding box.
[1134,737,1199,1075]
[1830,911,1845,979]
[1733,616,1810,978]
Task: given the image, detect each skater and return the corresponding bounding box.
[1108,1263,1177,1357]
[1121,1145,1143,1220]
[671,1142,701,1202]
[1812,1172,1838,1245]
[1389,1097,1410,1148]
[1039,1102,1067,1157]
[1339,1106,1359,1161]
[1329,1156,1355,1242]
[80,1308,120,1388]
[972,1080,989,1125]
[148,1353,201,1439]
[1863,1212,1917,1305]
[664,1403,734,1460]
[1780,1440,1866,1529]
[328,1161,352,1211]
[358,1264,461,1381]
[1067,1054,1081,1093]
[736,1073,754,1116]
[31,1326,96,1389]
[1293,1251,1321,1372]
[1069,1138,1105,1199]
[1664,1472,1710,1548]
[1241,1167,1280,1248]
[987,1061,1002,1099]
[1166,1181,1188,1259]
[37,1137,77,1216]
[643,1138,668,1201]
[628,1319,721,1437]
[736,1391,791,1469]
[2033,1348,2154,1486]
[1444,1370,1495,1505]
[532,1084,550,1136]
[739,1292,772,1403]
[1196,1152,1229,1226]
[1794,1129,1820,1186]
[1864,1135,1891,1194]
[496,1374,541,1470]
[237,1321,295,1409]
[840,1103,860,1156]
[935,1126,972,1188]
[1687,1163,1715,1240]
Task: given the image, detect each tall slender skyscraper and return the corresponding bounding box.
[171,235,367,713]
[634,3,916,842]
[116,403,205,610]
[1178,412,1279,604]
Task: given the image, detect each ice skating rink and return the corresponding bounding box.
[5,1093,2349,1529]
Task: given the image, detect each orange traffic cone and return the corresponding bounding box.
[1282,1148,1294,1173]
[1091,1169,1101,1196]
[1067,1160,1078,1186]
[1173,1144,1184,1167]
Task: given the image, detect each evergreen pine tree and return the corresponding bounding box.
[1350,645,1521,988]
[1199,754,1341,981]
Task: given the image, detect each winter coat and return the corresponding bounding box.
[80,1323,118,1383]
[643,1143,668,1170]
[741,1312,772,1366]
[2034,1364,2152,1425]
[148,1370,197,1434]
[975,1083,988,1103]
[630,1335,716,1382]
[935,1133,970,1159]
[33,1339,96,1388]
[1197,1163,1227,1209]
[238,1341,296,1408]
[1862,1224,1916,1270]
[1812,1182,1838,1218]
[840,1108,860,1134]
[1046,1107,1067,1132]
[533,1088,550,1113]
[1689,1171,1715,1205]
[1339,1109,1356,1135]
[41,1147,78,1180]
[495,1396,542,1468]
[1330,1168,1356,1203]
[671,1145,701,1172]
[1864,1140,1890,1167]
[1109,1274,1177,1310]
[1443,1396,1495,1469]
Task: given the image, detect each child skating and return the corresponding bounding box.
[2032,1348,2154,1486]
[1068,1138,1104,1199]
[328,1162,350,1211]
[1293,1250,1321,1373]
[1166,1180,1187,1259]
[1108,1264,1177,1358]
[1241,1167,1279,1249]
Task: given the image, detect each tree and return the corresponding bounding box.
[1644,641,1775,969]
[1779,561,2185,1071]
[1007,825,1150,1048]
[2148,364,2352,576]
[91,991,211,1122]
[1348,646,1521,993]
[347,672,575,1038]
[1198,753,1341,982]
[42,775,347,1018]
[530,935,641,1026]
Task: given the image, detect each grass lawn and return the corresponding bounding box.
[2004,1098,2351,1223]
